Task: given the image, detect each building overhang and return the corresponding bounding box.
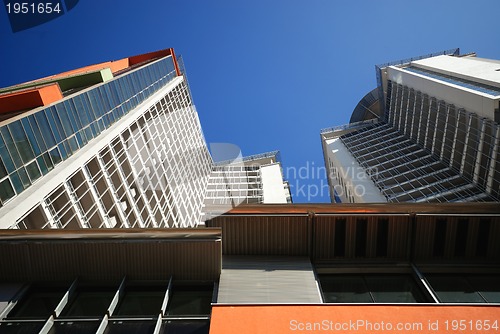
[0,228,222,282]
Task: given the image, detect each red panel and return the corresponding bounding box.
[0,84,63,113]
[210,305,500,334]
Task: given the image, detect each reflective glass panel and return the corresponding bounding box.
[365,275,427,303]
[426,275,485,303]
[60,288,115,317]
[21,118,41,156]
[8,121,35,164]
[319,275,372,303]
[0,178,15,202]
[7,287,66,319]
[103,321,156,334]
[467,275,500,303]
[167,285,212,316]
[0,127,23,168]
[159,320,210,334]
[0,321,45,334]
[113,286,165,316]
[26,161,41,182]
[47,321,100,334]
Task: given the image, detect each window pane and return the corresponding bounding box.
[466,275,500,303]
[8,121,35,164]
[167,285,212,316]
[104,321,156,334]
[319,275,372,303]
[159,320,210,334]
[34,111,57,148]
[18,168,31,188]
[37,156,49,175]
[0,155,8,179]
[48,321,100,334]
[60,288,115,317]
[0,178,15,203]
[26,161,42,182]
[41,152,54,172]
[10,172,24,193]
[7,287,66,319]
[0,134,16,173]
[49,147,62,166]
[21,118,41,156]
[55,103,75,137]
[45,108,64,143]
[114,286,164,316]
[426,275,485,303]
[0,322,45,334]
[365,275,427,303]
[1,127,23,168]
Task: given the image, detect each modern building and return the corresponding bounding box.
[322,49,500,203]
[203,151,291,220]
[0,49,290,230]
[0,203,499,333]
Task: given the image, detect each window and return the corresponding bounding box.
[166,284,213,316]
[7,286,66,319]
[426,275,500,303]
[319,274,429,303]
[114,286,165,317]
[60,287,116,318]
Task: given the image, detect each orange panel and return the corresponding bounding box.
[128,48,173,66]
[37,58,130,81]
[210,305,500,334]
[0,84,63,113]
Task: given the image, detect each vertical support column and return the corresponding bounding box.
[473,119,487,184]
[109,143,147,228]
[486,124,500,195]
[81,166,110,228]
[62,181,87,228]
[120,132,165,227]
[96,154,129,228]
[40,199,59,229]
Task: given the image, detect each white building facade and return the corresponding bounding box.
[0,49,290,229]
[322,49,500,203]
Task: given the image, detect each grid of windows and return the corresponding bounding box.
[426,275,500,303]
[0,56,177,206]
[319,273,500,304]
[337,81,500,202]
[320,274,428,303]
[0,279,213,334]
[15,81,212,229]
[205,165,263,204]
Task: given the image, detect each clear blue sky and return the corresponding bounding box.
[1,0,500,202]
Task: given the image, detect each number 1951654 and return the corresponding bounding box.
[5,2,61,14]
[444,319,499,331]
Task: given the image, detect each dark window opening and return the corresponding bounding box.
[334,219,346,257]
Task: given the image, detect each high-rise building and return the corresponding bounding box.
[0,48,499,334]
[0,203,499,333]
[0,49,289,230]
[321,49,500,203]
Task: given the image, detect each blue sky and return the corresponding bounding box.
[1,0,500,202]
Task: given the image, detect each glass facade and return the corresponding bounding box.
[427,275,500,303]
[0,281,213,334]
[319,273,500,304]
[0,56,177,206]
[319,274,428,303]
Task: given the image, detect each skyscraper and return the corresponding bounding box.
[0,49,289,229]
[322,49,500,203]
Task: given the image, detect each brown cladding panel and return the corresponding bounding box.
[207,215,309,256]
[0,239,221,282]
